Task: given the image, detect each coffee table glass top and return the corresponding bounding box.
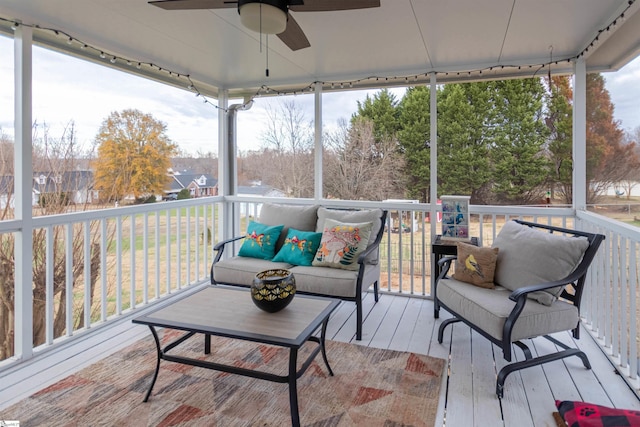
[133,286,339,347]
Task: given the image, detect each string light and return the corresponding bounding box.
[2,1,634,112]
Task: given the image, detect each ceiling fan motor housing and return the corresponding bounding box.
[238,0,290,34]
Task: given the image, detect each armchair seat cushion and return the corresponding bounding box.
[437,278,579,342]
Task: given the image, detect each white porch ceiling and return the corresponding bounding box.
[1,0,639,99]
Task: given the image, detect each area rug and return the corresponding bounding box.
[2,330,445,426]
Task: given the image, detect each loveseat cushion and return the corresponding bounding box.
[289,265,359,298]
[437,278,579,341]
[259,203,319,251]
[492,220,589,306]
[316,207,384,264]
[213,257,293,285]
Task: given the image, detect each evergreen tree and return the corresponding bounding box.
[354,89,401,143]
[397,86,431,202]
[436,82,493,204]
[490,79,551,204]
[545,76,574,203]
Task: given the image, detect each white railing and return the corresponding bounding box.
[578,210,640,393]
[0,196,222,366]
[1,196,637,396]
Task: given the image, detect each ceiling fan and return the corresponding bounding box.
[148,0,381,51]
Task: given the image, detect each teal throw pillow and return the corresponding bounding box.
[272,228,323,266]
[238,221,284,260]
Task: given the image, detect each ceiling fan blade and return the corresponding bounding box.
[149,0,235,10]
[277,15,310,51]
[289,0,380,12]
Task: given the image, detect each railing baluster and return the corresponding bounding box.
[630,241,638,380]
[621,236,629,369]
[45,225,54,345]
[130,214,136,310]
[612,233,620,357]
[176,207,182,290]
[155,211,160,299]
[116,216,122,315]
[166,209,171,295]
[100,219,107,322]
[65,223,73,336]
[83,221,91,329]
[143,213,149,304]
[186,206,191,285]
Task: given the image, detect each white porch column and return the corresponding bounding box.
[429,72,438,238]
[314,82,323,201]
[573,58,587,211]
[14,24,34,359]
[217,90,236,241]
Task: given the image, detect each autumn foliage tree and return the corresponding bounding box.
[93,109,177,201]
[585,73,633,203]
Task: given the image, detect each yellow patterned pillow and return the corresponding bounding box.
[452,242,499,289]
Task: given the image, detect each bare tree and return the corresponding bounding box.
[260,100,314,198]
[0,123,113,360]
[324,117,405,201]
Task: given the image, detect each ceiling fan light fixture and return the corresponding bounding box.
[239,1,287,35]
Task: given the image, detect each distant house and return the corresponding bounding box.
[237,184,286,217]
[237,184,285,198]
[0,171,96,209]
[166,171,218,198]
[33,171,96,205]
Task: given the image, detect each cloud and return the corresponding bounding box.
[3,33,639,154]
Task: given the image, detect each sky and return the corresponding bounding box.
[1,34,639,157]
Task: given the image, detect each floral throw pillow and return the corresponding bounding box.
[238,221,284,260]
[312,219,372,271]
[452,242,499,289]
[272,228,323,266]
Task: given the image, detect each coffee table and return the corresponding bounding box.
[132,286,340,427]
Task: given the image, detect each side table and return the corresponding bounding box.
[431,235,479,291]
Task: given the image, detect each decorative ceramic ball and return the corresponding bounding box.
[251,269,296,313]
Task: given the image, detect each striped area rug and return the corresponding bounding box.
[3,330,445,426]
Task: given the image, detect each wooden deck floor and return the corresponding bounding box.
[2,290,639,426]
[330,292,640,427]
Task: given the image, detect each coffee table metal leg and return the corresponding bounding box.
[144,325,162,402]
[204,334,211,354]
[320,318,334,376]
[288,348,300,427]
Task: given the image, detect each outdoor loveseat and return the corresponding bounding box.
[211,203,388,340]
[434,220,605,398]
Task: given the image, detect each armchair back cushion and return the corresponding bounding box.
[259,203,319,251]
[492,221,589,305]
